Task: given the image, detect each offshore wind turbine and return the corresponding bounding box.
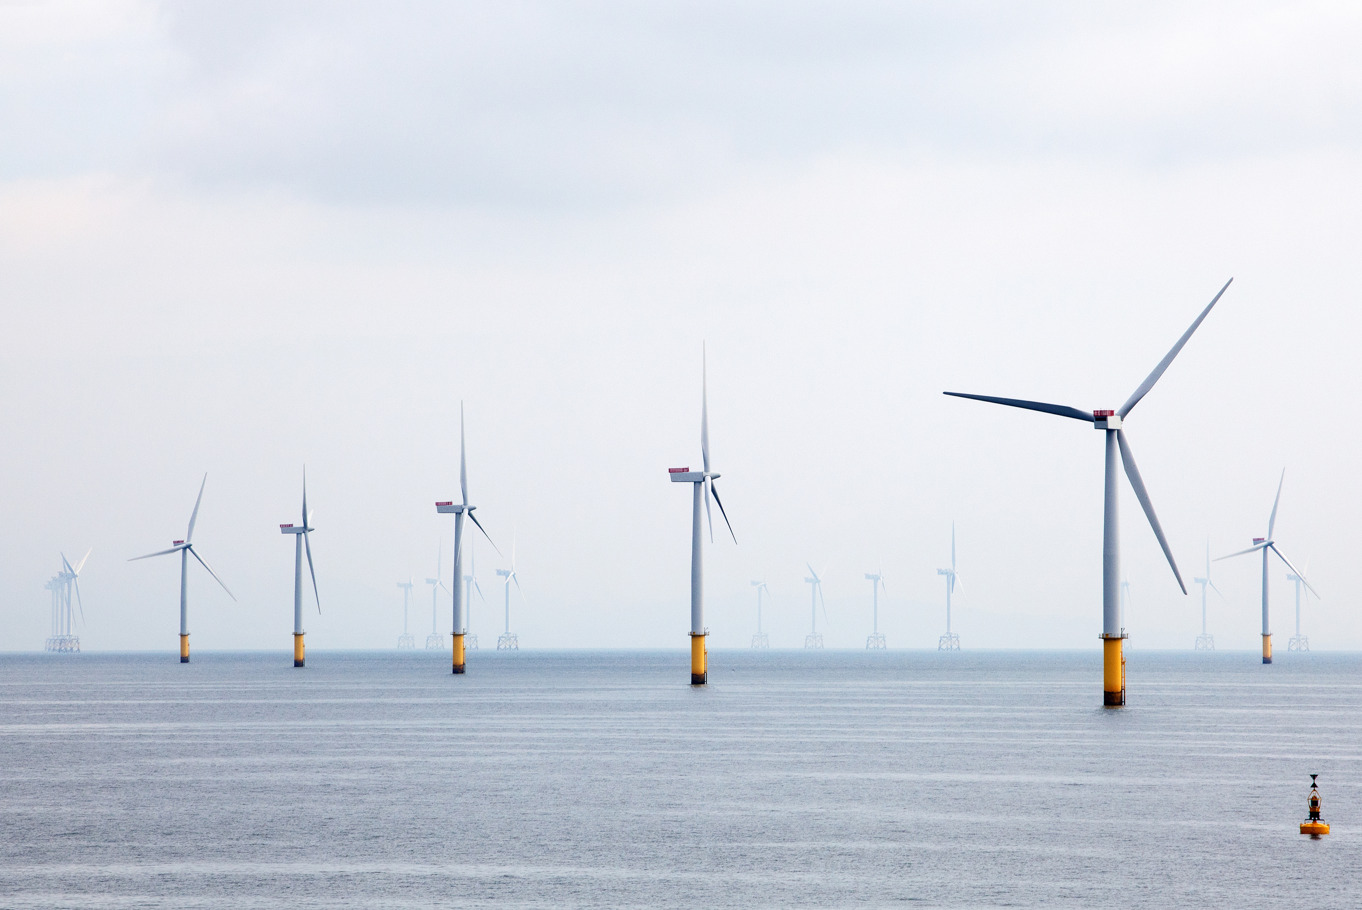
[435,403,499,674]
[1216,470,1316,663]
[1192,539,1222,650]
[425,542,448,650]
[750,580,770,649]
[463,543,485,650]
[804,564,826,649]
[1292,559,1315,651]
[278,469,320,667]
[396,579,416,649]
[946,278,1232,706]
[48,550,89,652]
[130,474,235,663]
[495,535,523,650]
[864,571,886,650]
[668,347,736,685]
[937,523,961,650]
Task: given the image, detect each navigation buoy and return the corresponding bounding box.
[1300,774,1330,836]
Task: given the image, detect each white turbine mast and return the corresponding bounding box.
[864,570,886,650]
[396,578,416,649]
[129,474,235,663]
[1192,538,1222,651]
[804,564,826,649]
[279,468,320,667]
[496,533,524,651]
[425,540,449,650]
[750,580,770,649]
[946,278,1232,706]
[937,523,961,650]
[464,541,486,650]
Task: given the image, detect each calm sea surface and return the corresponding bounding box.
[0,649,1357,909]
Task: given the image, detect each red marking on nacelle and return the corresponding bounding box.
[172,540,185,545]
[436,501,454,507]
[1093,409,1115,418]
[1253,537,1266,544]
[280,524,294,529]
[669,467,690,473]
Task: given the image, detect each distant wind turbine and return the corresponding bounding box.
[130,474,235,663]
[668,346,736,685]
[278,468,320,667]
[937,523,961,651]
[946,278,1232,706]
[464,542,485,650]
[1287,559,1314,652]
[750,580,770,649]
[495,534,524,650]
[1192,539,1222,651]
[425,542,448,650]
[396,579,416,649]
[804,564,826,649]
[435,403,499,674]
[864,571,886,650]
[1217,470,1316,663]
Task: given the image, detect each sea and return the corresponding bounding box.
[0,649,1357,909]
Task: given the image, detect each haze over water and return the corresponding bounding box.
[1,650,1356,908]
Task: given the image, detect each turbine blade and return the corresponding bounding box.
[301,466,309,527]
[304,531,320,614]
[951,522,956,572]
[75,548,91,574]
[188,547,236,601]
[61,552,74,574]
[128,546,183,561]
[460,402,468,507]
[1215,543,1268,561]
[186,473,207,543]
[473,579,485,602]
[942,392,1094,423]
[953,573,962,594]
[1117,278,1232,418]
[709,479,736,545]
[806,561,818,581]
[1267,468,1285,540]
[701,343,710,475]
[704,477,714,544]
[468,511,501,556]
[1117,429,1186,594]
[1209,580,1225,599]
[513,574,526,602]
[1270,545,1318,598]
[73,577,85,626]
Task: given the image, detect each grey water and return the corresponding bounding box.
[0,649,1357,909]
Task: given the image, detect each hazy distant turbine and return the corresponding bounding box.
[425,541,447,651]
[396,579,415,650]
[1191,539,1222,651]
[937,523,961,651]
[803,564,826,649]
[668,347,736,686]
[946,278,1232,706]
[1216,470,1317,664]
[863,570,886,650]
[749,580,769,649]
[495,534,524,651]
[463,542,485,650]
[1287,561,1314,651]
[129,474,236,663]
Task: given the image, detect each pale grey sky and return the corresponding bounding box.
[3,1,1360,652]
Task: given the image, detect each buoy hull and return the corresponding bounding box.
[1300,821,1329,836]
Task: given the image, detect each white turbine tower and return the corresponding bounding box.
[50,550,89,652]
[464,542,485,650]
[1217,470,1316,663]
[946,278,1231,706]
[668,347,736,685]
[803,564,826,649]
[1192,539,1222,651]
[937,523,962,651]
[278,469,320,667]
[425,542,448,650]
[130,474,236,663]
[396,579,416,649]
[750,580,770,649]
[495,536,523,651]
[1287,561,1314,652]
[435,403,499,674]
[864,571,886,650]
[1120,579,1132,636]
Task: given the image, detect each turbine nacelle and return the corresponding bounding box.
[1093,410,1122,430]
[279,523,313,535]
[668,468,705,483]
[436,501,470,514]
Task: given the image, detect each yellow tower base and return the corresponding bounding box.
[1101,634,1125,707]
[294,633,305,668]
[1262,633,1272,664]
[452,633,466,674]
[179,634,190,663]
[690,632,707,685]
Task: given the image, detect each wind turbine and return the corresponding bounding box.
[278,469,320,667]
[937,523,962,651]
[1217,470,1316,663]
[425,542,448,650]
[1192,539,1222,650]
[750,580,770,649]
[945,278,1232,706]
[804,564,826,649]
[864,571,886,649]
[668,347,736,685]
[396,579,416,649]
[434,403,499,674]
[1287,560,1314,652]
[130,474,235,662]
[495,535,524,650]
[464,542,486,650]
[52,550,89,652]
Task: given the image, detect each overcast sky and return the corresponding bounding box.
[4,1,1362,653]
